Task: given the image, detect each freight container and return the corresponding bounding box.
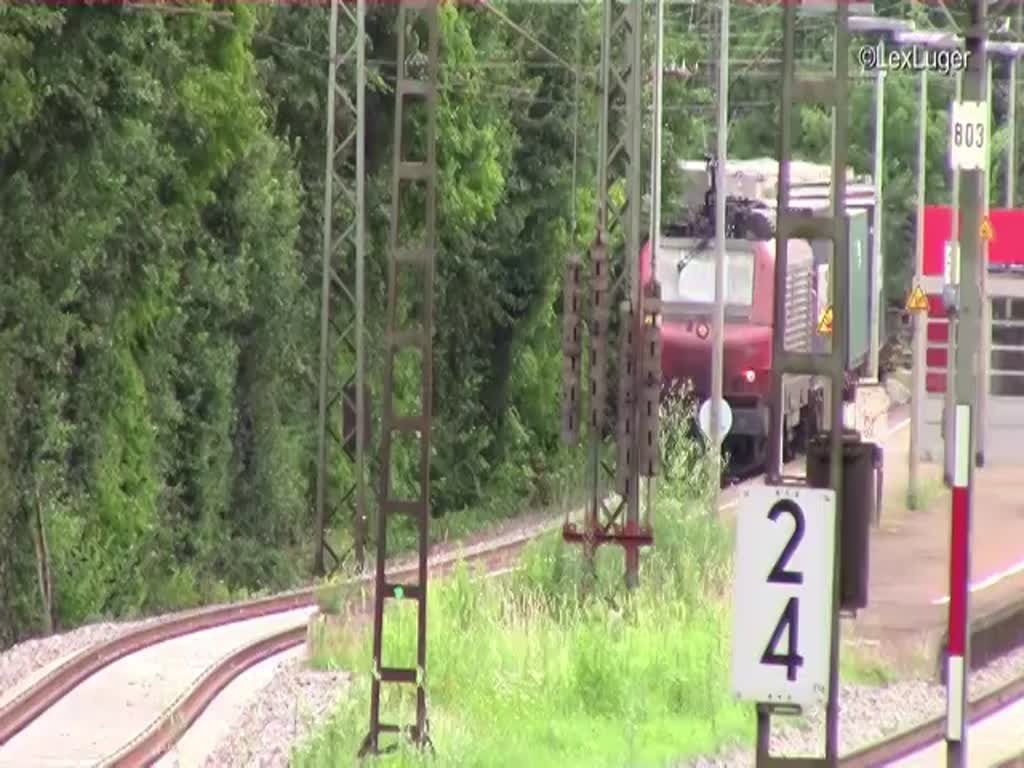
[810,207,874,373]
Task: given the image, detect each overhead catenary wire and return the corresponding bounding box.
[477,2,575,72]
[135,0,842,77]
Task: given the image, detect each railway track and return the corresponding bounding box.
[843,672,1024,766]
[0,523,552,767]
[3,400,1021,766]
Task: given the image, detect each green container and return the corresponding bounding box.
[846,208,870,370]
[809,207,874,371]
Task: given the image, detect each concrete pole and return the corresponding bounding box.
[909,67,928,510]
[710,0,730,509]
[945,3,986,762]
[977,60,992,468]
[945,70,963,487]
[1012,5,1023,208]
[869,39,886,382]
[1009,56,1018,208]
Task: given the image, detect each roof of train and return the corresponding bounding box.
[678,158,872,210]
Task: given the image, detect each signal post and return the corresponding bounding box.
[944,3,987,763]
[731,2,854,766]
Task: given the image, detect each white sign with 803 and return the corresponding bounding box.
[731,485,836,709]
[949,100,988,171]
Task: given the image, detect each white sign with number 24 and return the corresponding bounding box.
[731,485,837,709]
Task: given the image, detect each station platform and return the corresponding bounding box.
[846,410,1024,672]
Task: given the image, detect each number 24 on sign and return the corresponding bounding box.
[731,486,837,709]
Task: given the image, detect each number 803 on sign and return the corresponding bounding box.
[730,486,837,709]
[949,100,988,171]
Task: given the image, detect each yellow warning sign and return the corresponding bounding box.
[905,285,929,313]
[980,216,995,242]
[817,305,833,336]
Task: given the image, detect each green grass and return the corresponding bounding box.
[905,468,945,513]
[296,399,753,767]
[839,638,897,686]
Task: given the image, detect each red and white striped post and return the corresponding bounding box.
[945,404,972,757]
[945,7,986,764]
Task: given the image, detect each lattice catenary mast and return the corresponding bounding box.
[314,0,369,576]
[561,0,661,591]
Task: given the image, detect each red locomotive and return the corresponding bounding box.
[642,159,879,475]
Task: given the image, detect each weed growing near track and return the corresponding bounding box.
[296,397,750,767]
[840,637,897,687]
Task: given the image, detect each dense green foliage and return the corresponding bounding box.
[2,2,1020,647]
[0,5,310,641]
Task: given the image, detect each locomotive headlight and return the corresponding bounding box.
[743,369,756,384]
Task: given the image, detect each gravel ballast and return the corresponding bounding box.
[684,645,1024,766]
[0,617,162,704]
[200,659,350,768]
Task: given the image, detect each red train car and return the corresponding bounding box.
[639,232,823,474]
[635,158,879,474]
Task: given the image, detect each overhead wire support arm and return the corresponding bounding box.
[315,0,369,577]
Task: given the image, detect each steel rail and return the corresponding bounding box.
[840,669,1024,766]
[996,749,1024,768]
[101,625,308,768]
[0,524,557,749]
[0,586,316,747]
[98,537,532,767]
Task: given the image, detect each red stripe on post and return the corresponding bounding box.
[948,486,970,656]
[926,347,948,368]
[927,321,949,343]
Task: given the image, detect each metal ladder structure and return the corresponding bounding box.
[314,0,369,576]
[561,0,658,590]
[758,3,850,765]
[360,0,439,755]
